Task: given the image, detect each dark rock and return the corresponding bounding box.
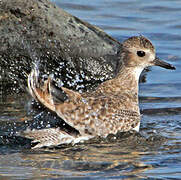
[0,0,123,95]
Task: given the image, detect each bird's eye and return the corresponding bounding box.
[137,51,145,57]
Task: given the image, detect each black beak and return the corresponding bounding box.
[153,57,176,70]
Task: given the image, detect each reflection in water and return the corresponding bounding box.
[19,141,154,178]
[0,0,181,179]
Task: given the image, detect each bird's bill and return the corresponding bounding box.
[154,57,176,70]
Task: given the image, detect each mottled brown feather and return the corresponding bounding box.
[23,36,175,148]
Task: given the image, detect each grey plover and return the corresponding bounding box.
[23,36,175,148]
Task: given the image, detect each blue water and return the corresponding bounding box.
[0,0,181,179]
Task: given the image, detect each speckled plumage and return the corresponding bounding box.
[23,36,175,148]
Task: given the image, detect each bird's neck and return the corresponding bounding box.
[98,66,143,100]
[116,66,143,92]
[94,66,143,113]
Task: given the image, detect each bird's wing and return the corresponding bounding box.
[28,68,140,137]
[27,67,85,132]
[21,127,77,149]
[28,67,56,112]
[52,87,141,136]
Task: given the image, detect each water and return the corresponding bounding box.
[0,0,181,179]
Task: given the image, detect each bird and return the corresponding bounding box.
[22,36,175,148]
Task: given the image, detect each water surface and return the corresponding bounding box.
[0,0,181,179]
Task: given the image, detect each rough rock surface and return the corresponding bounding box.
[0,0,123,94]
